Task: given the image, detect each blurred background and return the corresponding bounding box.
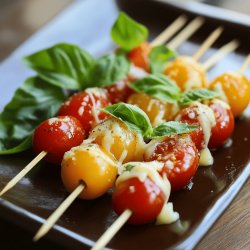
[0,0,249,62]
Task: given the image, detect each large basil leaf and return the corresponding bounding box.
[89,53,130,87]
[0,77,67,154]
[150,45,176,74]
[178,89,219,105]
[111,12,148,51]
[104,103,152,136]
[104,103,197,139]
[23,43,95,90]
[130,73,180,103]
[151,121,198,138]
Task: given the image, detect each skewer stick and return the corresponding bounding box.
[91,209,132,250]
[192,26,223,61]
[239,54,250,75]
[33,183,85,241]
[0,151,47,196]
[203,40,240,70]
[150,15,187,46]
[167,17,205,50]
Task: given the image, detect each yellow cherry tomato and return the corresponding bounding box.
[89,117,145,163]
[163,56,207,91]
[210,72,250,117]
[127,93,179,126]
[61,144,117,200]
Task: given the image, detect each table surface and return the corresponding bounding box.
[0,0,249,250]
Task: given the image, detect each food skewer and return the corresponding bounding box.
[203,40,239,70]
[167,16,204,49]
[91,210,132,250]
[239,54,250,74]
[192,26,223,61]
[0,151,47,196]
[0,15,205,197]
[150,15,187,46]
[33,183,85,241]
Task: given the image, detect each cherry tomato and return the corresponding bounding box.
[175,105,205,150]
[90,117,145,163]
[128,42,151,72]
[164,56,207,91]
[210,72,250,117]
[208,100,234,149]
[127,93,178,126]
[144,135,199,191]
[61,144,117,199]
[33,116,85,164]
[112,177,165,224]
[58,88,110,134]
[105,79,134,104]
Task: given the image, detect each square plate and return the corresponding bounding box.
[0,0,250,249]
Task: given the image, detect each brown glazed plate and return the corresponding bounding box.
[0,0,249,249]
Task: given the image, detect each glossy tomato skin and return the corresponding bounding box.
[210,72,250,117]
[208,100,234,149]
[33,116,85,164]
[128,42,151,72]
[105,79,134,104]
[163,56,207,91]
[58,89,110,134]
[112,177,165,224]
[175,106,205,151]
[61,144,117,200]
[144,135,199,191]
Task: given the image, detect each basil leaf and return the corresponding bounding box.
[130,74,180,103]
[178,89,219,105]
[150,45,176,74]
[23,43,95,90]
[151,121,198,138]
[103,103,152,136]
[111,12,148,51]
[0,77,67,154]
[89,53,130,87]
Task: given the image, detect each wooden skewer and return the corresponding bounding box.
[0,151,47,196]
[150,15,187,46]
[167,16,205,50]
[192,26,223,61]
[239,54,250,75]
[33,183,85,241]
[203,40,240,70]
[91,209,132,250]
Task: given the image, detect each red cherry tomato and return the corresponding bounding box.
[58,89,110,134]
[208,100,234,149]
[105,79,134,104]
[33,116,85,164]
[112,177,165,224]
[144,135,199,191]
[128,42,151,72]
[175,106,205,150]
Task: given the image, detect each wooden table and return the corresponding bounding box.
[0,1,249,249]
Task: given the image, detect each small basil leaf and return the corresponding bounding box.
[130,74,180,103]
[178,89,219,105]
[150,45,176,74]
[111,12,148,51]
[89,53,130,87]
[151,121,198,138]
[0,77,67,154]
[23,43,95,90]
[103,103,152,136]
[124,164,135,172]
